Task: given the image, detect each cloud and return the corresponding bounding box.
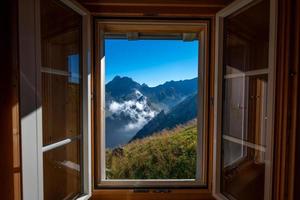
[107,90,157,131]
[109,101,122,112]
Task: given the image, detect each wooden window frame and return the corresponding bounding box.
[92,19,214,194]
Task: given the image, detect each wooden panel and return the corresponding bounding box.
[92,190,214,200]
[78,0,232,6]
[0,0,21,199]
[272,0,300,199]
[87,6,224,17]
[292,0,300,199]
[75,0,233,17]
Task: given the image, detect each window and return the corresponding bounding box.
[95,21,209,187]
[40,0,83,199]
[213,0,277,199]
[39,0,91,199]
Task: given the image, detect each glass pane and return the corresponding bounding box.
[43,140,81,200]
[103,38,200,180]
[224,0,269,75]
[40,0,83,199]
[41,0,82,145]
[42,71,81,145]
[221,0,270,199]
[223,75,268,145]
[222,145,266,200]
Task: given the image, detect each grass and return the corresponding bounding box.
[105,120,197,179]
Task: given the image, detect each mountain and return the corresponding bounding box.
[141,78,198,111]
[105,76,198,148]
[106,76,142,101]
[105,89,157,148]
[130,93,197,141]
[106,76,198,110]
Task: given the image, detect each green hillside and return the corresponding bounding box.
[106,120,197,179]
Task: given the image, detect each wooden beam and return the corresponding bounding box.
[78,0,231,7]
[86,5,223,17]
[75,0,233,17]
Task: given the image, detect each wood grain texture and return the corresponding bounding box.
[75,0,233,17]
[92,189,214,200]
[273,0,300,199]
[291,0,300,198]
[0,0,21,199]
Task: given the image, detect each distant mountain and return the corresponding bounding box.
[106,76,198,111]
[141,78,198,111]
[106,76,142,102]
[130,93,197,141]
[105,76,198,148]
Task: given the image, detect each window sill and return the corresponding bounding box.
[92,189,214,200]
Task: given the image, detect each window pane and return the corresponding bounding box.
[222,146,266,198]
[221,0,270,199]
[42,71,82,145]
[40,0,83,198]
[41,0,82,146]
[223,75,268,145]
[103,38,200,180]
[43,140,81,200]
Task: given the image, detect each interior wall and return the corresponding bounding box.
[0,0,21,200]
[293,0,300,198]
[273,0,300,199]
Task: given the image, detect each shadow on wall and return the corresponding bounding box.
[0,0,22,199]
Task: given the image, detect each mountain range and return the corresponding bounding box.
[105,76,198,148]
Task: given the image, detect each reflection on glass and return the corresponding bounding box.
[43,141,81,200]
[40,0,82,146]
[221,0,270,199]
[40,0,83,199]
[42,72,81,145]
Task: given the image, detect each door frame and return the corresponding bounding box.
[212,0,277,199]
[19,0,92,199]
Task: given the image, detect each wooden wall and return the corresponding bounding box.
[0,0,22,200]
[273,0,300,199]
[292,0,300,199]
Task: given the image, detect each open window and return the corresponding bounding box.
[40,0,91,199]
[213,0,277,199]
[94,21,209,188]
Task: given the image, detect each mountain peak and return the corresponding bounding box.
[106,76,142,100]
[112,75,121,80]
[111,75,134,82]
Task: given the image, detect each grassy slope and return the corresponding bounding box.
[106,120,197,179]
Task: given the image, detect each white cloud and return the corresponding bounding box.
[108,90,157,131]
[109,101,122,112]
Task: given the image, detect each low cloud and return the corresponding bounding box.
[107,90,157,131]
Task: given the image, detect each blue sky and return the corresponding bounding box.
[105,39,198,87]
